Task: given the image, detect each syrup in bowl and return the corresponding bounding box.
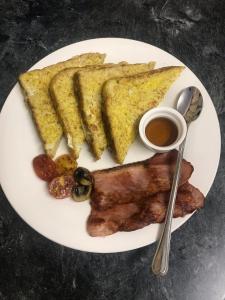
[145,117,178,147]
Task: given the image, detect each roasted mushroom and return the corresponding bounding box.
[73,167,93,186]
[71,183,92,202]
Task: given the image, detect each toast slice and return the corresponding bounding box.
[49,67,85,158]
[102,66,184,164]
[49,63,119,158]
[75,62,155,159]
[19,53,105,157]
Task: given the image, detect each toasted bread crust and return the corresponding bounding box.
[49,67,85,158]
[49,64,114,158]
[102,66,185,163]
[75,62,155,159]
[19,53,106,157]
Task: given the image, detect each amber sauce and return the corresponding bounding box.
[145,117,178,147]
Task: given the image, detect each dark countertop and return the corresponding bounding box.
[0,1,224,299]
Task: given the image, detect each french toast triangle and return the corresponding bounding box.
[102,66,185,164]
[75,62,155,160]
[49,63,116,158]
[49,67,85,159]
[19,53,105,157]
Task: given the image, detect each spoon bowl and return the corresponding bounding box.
[177,86,203,123]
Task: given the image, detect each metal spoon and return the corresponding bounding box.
[151,86,203,276]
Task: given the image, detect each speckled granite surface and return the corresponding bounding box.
[0,1,225,299]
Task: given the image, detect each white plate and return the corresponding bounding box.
[0,38,221,253]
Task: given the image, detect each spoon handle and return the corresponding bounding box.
[151,140,186,276]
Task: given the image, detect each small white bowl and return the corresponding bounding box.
[139,107,187,152]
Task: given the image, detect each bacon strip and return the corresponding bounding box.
[91,150,194,210]
[87,182,204,237]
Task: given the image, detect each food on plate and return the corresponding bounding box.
[71,182,92,202]
[19,53,106,157]
[33,153,77,181]
[102,66,184,163]
[32,153,93,199]
[55,154,77,176]
[87,151,204,236]
[122,182,204,231]
[73,167,93,186]
[32,153,76,199]
[87,182,204,237]
[75,62,155,159]
[49,67,86,158]
[71,167,94,201]
[145,117,178,147]
[33,154,58,182]
[91,150,193,211]
[48,175,75,199]
[49,64,114,158]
